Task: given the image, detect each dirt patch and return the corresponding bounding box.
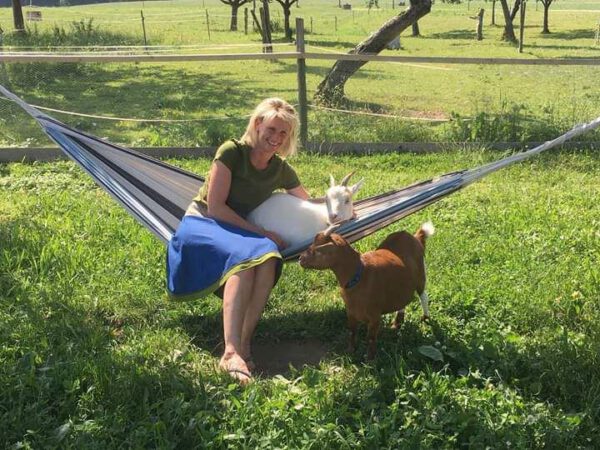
[251,338,331,377]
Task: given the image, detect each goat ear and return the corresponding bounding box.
[350,178,364,195]
[340,171,355,186]
[329,174,335,188]
[323,223,341,237]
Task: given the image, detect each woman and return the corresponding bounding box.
[167,98,310,384]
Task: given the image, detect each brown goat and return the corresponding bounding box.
[299,222,435,359]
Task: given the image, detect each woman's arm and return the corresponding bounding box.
[207,161,287,248]
[286,185,310,201]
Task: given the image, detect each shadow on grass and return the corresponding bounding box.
[426,29,476,40]
[179,306,347,377]
[536,28,596,40]
[304,39,362,49]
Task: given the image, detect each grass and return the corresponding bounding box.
[1,149,599,447]
[1,0,600,147]
[1,0,599,446]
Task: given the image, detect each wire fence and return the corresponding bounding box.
[2,51,599,151]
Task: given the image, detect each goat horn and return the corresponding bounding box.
[323,223,341,237]
[329,174,336,188]
[340,171,355,186]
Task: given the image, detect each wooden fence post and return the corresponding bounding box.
[244,7,248,34]
[296,18,308,149]
[206,10,211,40]
[596,21,600,46]
[140,11,148,48]
[0,26,8,87]
[519,0,526,53]
[335,16,337,32]
[476,9,484,40]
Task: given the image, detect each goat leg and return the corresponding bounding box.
[347,315,358,353]
[391,309,405,329]
[366,318,381,360]
[419,291,431,321]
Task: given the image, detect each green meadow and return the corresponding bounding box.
[1,0,600,447]
[1,0,600,147]
[1,150,599,447]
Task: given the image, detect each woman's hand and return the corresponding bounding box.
[261,229,288,250]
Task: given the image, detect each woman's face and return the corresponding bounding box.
[255,116,291,154]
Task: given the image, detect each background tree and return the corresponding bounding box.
[12,0,24,32]
[509,0,522,22]
[220,0,252,31]
[410,0,420,36]
[540,0,554,33]
[499,0,516,42]
[315,0,432,104]
[273,0,298,41]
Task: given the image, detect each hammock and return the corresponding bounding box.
[2,84,599,261]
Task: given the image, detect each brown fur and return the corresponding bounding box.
[299,225,432,359]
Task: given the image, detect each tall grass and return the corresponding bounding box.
[1,150,599,447]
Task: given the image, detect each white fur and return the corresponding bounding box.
[421,221,435,237]
[247,175,364,248]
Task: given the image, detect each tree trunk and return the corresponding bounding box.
[491,0,496,26]
[230,4,239,31]
[12,0,25,32]
[316,0,432,104]
[542,1,551,33]
[412,21,420,36]
[274,0,297,41]
[499,0,516,42]
[509,0,521,22]
[284,8,292,40]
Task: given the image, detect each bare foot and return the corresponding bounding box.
[219,352,252,385]
[241,345,256,371]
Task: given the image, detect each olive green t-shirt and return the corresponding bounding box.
[194,139,301,217]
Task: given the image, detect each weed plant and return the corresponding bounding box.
[1,149,599,447]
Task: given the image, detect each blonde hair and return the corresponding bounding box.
[240,98,300,157]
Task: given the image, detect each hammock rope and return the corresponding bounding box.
[2,84,599,260]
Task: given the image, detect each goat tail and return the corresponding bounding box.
[415,221,435,246]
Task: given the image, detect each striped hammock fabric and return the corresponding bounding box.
[2,84,599,261]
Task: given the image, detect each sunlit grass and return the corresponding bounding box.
[1,0,599,147]
[1,149,599,446]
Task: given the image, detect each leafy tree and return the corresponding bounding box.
[273,0,298,41]
[220,0,252,31]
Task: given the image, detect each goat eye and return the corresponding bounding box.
[345,199,350,204]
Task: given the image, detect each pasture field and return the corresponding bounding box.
[1,149,599,447]
[1,0,600,147]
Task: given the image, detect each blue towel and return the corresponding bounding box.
[167,215,282,300]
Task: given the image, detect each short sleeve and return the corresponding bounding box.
[280,161,301,190]
[214,140,241,171]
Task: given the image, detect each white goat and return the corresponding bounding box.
[247,172,364,248]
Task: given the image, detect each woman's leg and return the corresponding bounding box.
[240,258,277,361]
[219,267,256,384]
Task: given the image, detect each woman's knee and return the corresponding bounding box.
[257,257,277,273]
